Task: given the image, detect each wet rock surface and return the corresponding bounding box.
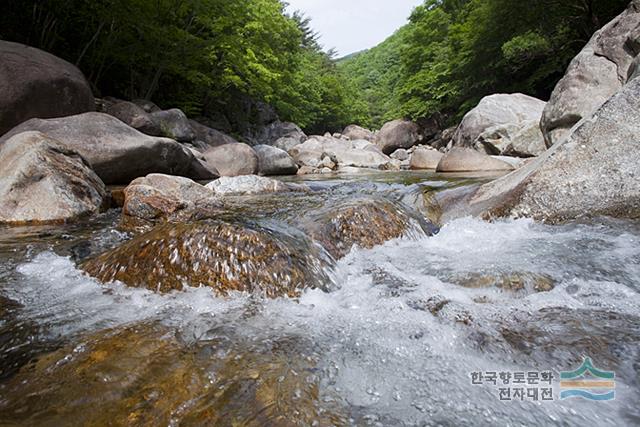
[82,220,332,296]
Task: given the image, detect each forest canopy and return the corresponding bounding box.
[1,0,629,133]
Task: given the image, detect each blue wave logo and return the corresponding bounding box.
[560,358,615,401]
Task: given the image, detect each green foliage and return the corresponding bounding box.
[340,0,629,126]
[0,0,362,133]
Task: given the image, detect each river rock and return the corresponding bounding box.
[299,198,435,259]
[0,323,347,426]
[437,76,640,223]
[291,135,393,172]
[630,54,640,81]
[82,220,330,296]
[189,119,238,148]
[410,147,444,170]
[253,144,298,175]
[0,132,107,224]
[342,124,375,141]
[273,136,302,152]
[256,120,306,145]
[206,175,307,195]
[132,99,161,113]
[150,108,196,142]
[436,147,514,172]
[121,174,221,231]
[0,112,213,184]
[201,143,258,177]
[0,41,95,136]
[540,1,640,147]
[105,100,160,136]
[452,94,546,148]
[476,120,546,157]
[375,119,421,155]
[390,148,410,161]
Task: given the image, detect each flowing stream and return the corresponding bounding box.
[0,172,638,426]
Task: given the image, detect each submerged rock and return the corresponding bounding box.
[206,175,308,196]
[0,112,212,184]
[0,40,95,136]
[450,272,555,293]
[82,220,331,296]
[436,147,514,172]
[299,198,436,259]
[0,323,348,426]
[0,132,107,225]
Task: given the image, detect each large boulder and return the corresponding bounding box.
[189,119,238,148]
[436,147,514,172]
[541,1,640,147]
[375,119,421,155]
[410,147,444,170]
[149,109,196,142]
[342,124,375,141]
[256,120,306,145]
[476,120,547,157]
[201,143,258,177]
[206,175,308,196]
[436,76,640,223]
[0,41,95,136]
[253,144,298,175]
[630,54,640,81]
[0,132,106,224]
[452,94,546,147]
[290,136,393,172]
[121,174,221,231]
[0,112,213,184]
[82,220,331,296]
[105,101,160,136]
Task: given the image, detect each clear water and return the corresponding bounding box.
[0,171,638,426]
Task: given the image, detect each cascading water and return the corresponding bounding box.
[0,172,638,426]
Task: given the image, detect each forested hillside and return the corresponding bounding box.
[0,0,365,134]
[340,0,629,129]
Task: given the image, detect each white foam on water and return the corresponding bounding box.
[8,216,640,425]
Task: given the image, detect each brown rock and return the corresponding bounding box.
[202,143,259,177]
[436,147,514,172]
[410,147,444,170]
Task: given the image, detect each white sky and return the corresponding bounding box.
[284,0,423,57]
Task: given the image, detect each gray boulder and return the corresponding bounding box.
[0,112,212,184]
[452,93,546,147]
[0,41,94,136]
[150,109,196,142]
[273,136,302,152]
[630,54,640,81]
[253,144,298,175]
[410,147,444,170]
[291,136,393,172]
[0,132,106,224]
[342,125,375,141]
[202,143,259,177]
[477,120,546,157]
[189,119,238,148]
[541,1,640,147]
[375,119,421,155]
[438,76,640,223]
[390,148,410,161]
[256,121,306,145]
[206,175,308,195]
[436,147,514,172]
[132,99,161,113]
[121,173,220,231]
[105,101,160,136]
